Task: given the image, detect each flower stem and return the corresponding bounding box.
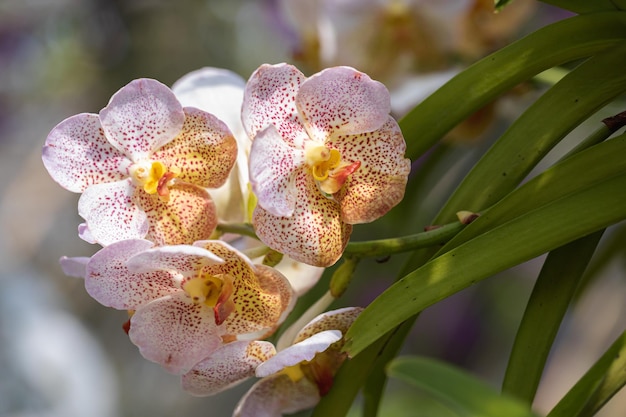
[344,221,465,258]
[216,222,258,239]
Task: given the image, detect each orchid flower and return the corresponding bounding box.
[243,63,410,267]
[42,78,237,246]
[82,239,294,374]
[233,307,363,417]
[172,67,326,294]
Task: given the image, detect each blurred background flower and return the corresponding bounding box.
[0,0,624,416]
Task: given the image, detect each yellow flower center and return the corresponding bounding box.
[129,160,180,201]
[305,145,341,182]
[282,363,306,382]
[182,274,225,307]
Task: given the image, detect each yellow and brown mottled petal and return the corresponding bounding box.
[293,307,363,344]
[153,107,238,189]
[181,340,276,396]
[43,113,132,193]
[296,66,391,142]
[128,291,223,374]
[252,169,352,267]
[234,373,320,417]
[330,118,410,224]
[134,182,217,246]
[242,63,309,148]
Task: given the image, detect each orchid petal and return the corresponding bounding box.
[77,223,97,244]
[99,78,185,161]
[274,256,324,297]
[331,118,411,223]
[296,66,390,141]
[59,256,90,279]
[242,63,309,148]
[42,113,131,192]
[181,340,276,396]
[294,307,363,344]
[252,170,352,267]
[234,374,320,417]
[256,330,341,378]
[194,241,295,338]
[84,239,178,310]
[78,179,149,246]
[249,125,303,217]
[126,245,223,277]
[129,291,223,374]
[134,182,217,246]
[153,107,238,188]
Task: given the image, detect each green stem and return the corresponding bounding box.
[501,231,604,403]
[216,222,258,239]
[344,221,465,258]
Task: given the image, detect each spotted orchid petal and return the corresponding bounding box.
[242,63,309,148]
[59,256,90,279]
[255,330,342,378]
[194,240,295,339]
[78,180,149,246]
[249,125,303,217]
[134,182,217,246]
[153,107,237,189]
[181,340,276,396]
[42,113,131,193]
[273,256,324,297]
[296,66,390,141]
[126,244,224,277]
[234,373,320,417]
[173,67,251,223]
[84,239,178,310]
[252,170,352,267]
[330,118,410,224]
[293,306,363,343]
[128,291,224,374]
[99,78,185,161]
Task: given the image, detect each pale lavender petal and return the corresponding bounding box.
[296,66,390,141]
[59,256,90,279]
[181,340,276,396]
[234,373,320,417]
[77,223,97,244]
[84,239,178,309]
[126,244,223,277]
[99,78,185,161]
[255,330,341,378]
[42,113,131,192]
[242,63,309,148]
[128,291,223,374]
[78,179,149,246]
[249,125,303,217]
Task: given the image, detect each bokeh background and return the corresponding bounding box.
[0,0,624,416]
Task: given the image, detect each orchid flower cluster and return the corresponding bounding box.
[42,63,410,416]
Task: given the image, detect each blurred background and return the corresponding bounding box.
[0,0,624,416]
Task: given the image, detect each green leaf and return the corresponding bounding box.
[495,0,514,11]
[547,330,626,417]
[539,0,623,14]
[501,231,604,403]
[400,12,626,161]
[387,356,540,417]
[344,171,626,357]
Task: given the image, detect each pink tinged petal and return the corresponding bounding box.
[42,113,131,193]
[252,170,352,267]
[242,63,309,148]
[234,374,320,417]
[135,182,217,246]
[126,244,224,277]
[78,223,97,244]
[99,78,185,161]
[85,239,178,309]
[296,66,391,141]
[153,107,238,188]
[294,307,363,344]
[274,255,324,297]
[249,125,304,217]
[181,340,276,396]
[256,330,342,378]
[59,256,90,279]
[78,179,149,246]
[129,291,223,374]
[331,118,410,223]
